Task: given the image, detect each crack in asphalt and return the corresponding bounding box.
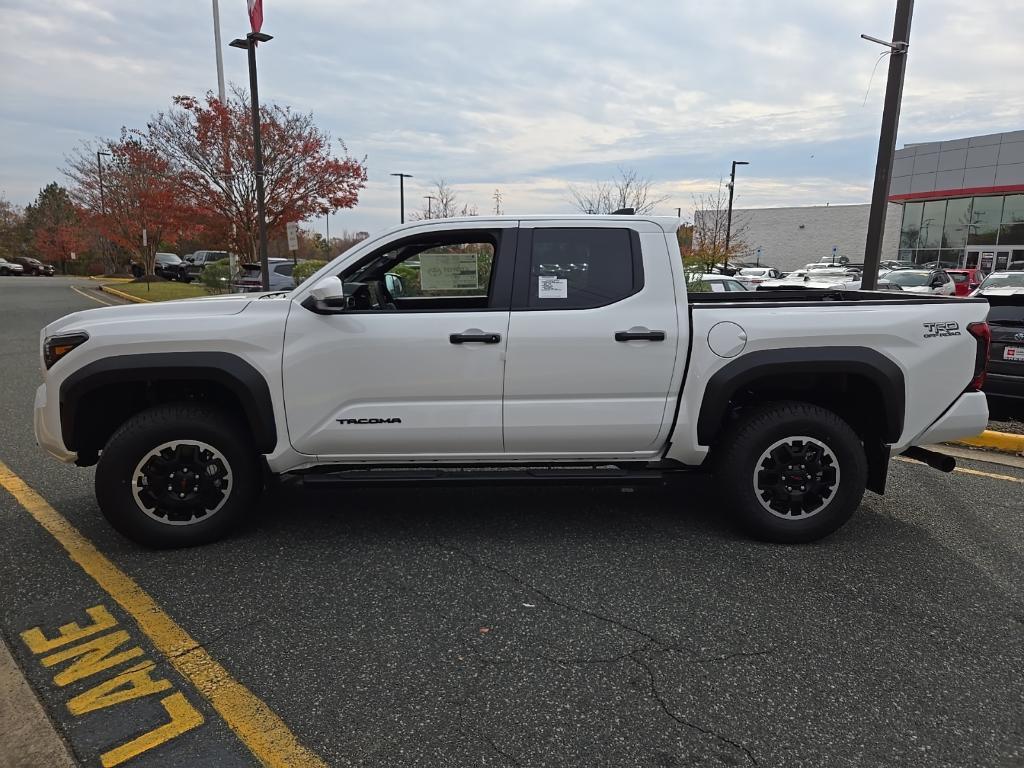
[434,537,671,649]
[437,537,763,766]
[630,652,760,767]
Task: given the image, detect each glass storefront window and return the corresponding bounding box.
[942,197,972,248]
[913,249,939,267]
[900,202,923,249]
[967,196,1003,245]
[919,200,946,248]
[937,249,961,268]
[999,194,1024,244]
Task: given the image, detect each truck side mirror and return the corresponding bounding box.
[302,276,348,314]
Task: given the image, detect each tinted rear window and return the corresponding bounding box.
[949,272,968,283]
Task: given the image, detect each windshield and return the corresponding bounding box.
[979,272,1024,290]
[739,268,767,276]
[157,253,181,265]
[886,271,930,287]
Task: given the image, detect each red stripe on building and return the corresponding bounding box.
[889,184,1024,203]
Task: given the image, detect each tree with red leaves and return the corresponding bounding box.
[23,183,87,274]
[146,89,367,260]
[65,132,197,276]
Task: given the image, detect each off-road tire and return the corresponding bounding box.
[715,401,867,543]
[95,404,260,548]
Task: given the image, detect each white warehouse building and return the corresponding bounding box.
[726,203,902,272]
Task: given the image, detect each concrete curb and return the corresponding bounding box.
[951,430,1024,455]
[87,275,132,282]
[0,636,75,768]
[99,284,150,304]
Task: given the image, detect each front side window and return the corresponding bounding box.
[340,233,498,311]
[274,263,294,276]
[527,228,638,309]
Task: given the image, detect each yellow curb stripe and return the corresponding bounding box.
[0,462,328,768]
[952,430,1024,455]
[895,456,1023,483]
[70,286,117,307]
[99,285,151,304]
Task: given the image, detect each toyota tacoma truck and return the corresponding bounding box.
[34,216,991,547]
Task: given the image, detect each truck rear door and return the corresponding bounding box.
[502,222,681,456]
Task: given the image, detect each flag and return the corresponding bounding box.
[247,0,263,34]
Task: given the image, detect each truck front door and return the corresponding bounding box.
[282,222,516,460]
[502,222,680,457]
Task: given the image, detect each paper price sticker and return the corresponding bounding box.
[538,276,568,299]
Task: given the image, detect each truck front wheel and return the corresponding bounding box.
[715,402,867,543]
[95,404,260,547]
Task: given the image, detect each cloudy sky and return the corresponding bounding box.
[2,0,1023,236]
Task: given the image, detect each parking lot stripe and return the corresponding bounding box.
[896,456,1023,484]
[0,461,329,768]
[70,285,117,306]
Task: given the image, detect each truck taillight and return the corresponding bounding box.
[966,321,990,391]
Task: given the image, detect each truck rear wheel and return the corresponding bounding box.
[715,402,867,543]
[95,404,259,548]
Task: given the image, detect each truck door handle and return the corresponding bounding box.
[615,330,666,342]
[450,332,501,344]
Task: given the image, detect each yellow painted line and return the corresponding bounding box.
[895,456,1023,484]
[952,430,1024,455]
[99,284,150,304]
[70,285,117,306]
[0,462,328,768]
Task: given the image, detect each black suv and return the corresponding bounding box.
[985,294,1024,400]
[12,256,55,276]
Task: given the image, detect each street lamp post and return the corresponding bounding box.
[391,173,413,223]
[424,195,435,219]
[724,160,749,272]
[96,150,110,277]
[230,32,273,291]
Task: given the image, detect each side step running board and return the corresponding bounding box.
[300,467,674,488]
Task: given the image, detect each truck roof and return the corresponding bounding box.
[375,215,683,236]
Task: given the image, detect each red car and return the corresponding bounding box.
[945,268,982,297]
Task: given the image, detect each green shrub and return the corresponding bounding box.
[294,259,328,286]
[201,261,231,294]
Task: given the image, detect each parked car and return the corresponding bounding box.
[184,250,229,281]
[734,267,782,287]
[0,257,25,276]
[687,274,749,293]
[12,256,55,276]
[983,293,1024,400]
[231,258,297,292]
[972,271,1024,296]
[154,252,188,281]
[759,269,863,290]
[945,268,982,297]
[35,215,990,548]
[881,269,955,295]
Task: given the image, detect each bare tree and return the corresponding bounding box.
[493,188,503,215]
[690,180,750,274]
[413,179,478,220]
[568,168,668,215]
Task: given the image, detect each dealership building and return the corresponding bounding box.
[889,130,1024,273]
[719,130,1024,274]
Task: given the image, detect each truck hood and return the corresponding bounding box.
[46,294,255,336]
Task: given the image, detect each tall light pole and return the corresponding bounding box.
[861,0,914,290]
[96,150,110,276]
[391,173,412,223]
[724,160,749,271]
[211,0,226,104]
[424,195,435,219]
[230,31,273,290]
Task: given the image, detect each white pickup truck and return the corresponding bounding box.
[35,216,992,547]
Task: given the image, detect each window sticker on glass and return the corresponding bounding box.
[420,253,480,291]
[538,275,568,299]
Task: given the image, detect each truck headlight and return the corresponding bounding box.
[43,332,89,369]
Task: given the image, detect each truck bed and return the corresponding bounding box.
[688,289,988,306]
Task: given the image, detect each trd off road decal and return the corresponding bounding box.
[922,322,961,339]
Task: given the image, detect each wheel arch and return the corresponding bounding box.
[60,352,277,463]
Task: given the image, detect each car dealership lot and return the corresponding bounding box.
[1,277,1022,767]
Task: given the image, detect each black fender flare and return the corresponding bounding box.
[695,346,906,446]
[59,352,277,453]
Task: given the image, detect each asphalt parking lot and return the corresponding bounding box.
[1,276,1023,768]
